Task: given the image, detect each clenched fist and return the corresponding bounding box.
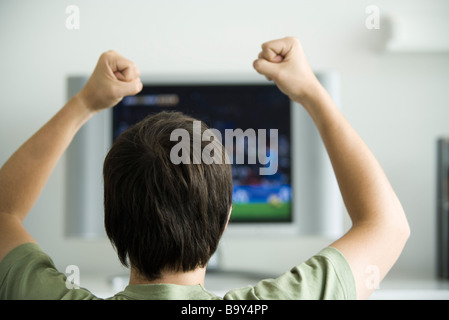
[77,50,143,112]
[253,37,320,104]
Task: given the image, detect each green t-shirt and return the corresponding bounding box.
[0,243,356,300]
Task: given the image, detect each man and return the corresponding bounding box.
[0,37,409,300]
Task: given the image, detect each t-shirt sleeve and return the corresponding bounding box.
[223,247,356,300]
[0,243,98,300]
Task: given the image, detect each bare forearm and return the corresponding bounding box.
[0,51,141,263]
[0,94,94,221]
[298,84,406,228]
[254,36,409,299]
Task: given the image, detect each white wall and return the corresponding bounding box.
[1,0,448,281]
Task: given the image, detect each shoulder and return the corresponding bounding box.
[0,243,99,300]
[223,247,356,300]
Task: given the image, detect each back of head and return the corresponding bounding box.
[103,111,233,281]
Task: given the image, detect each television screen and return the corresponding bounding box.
[112,84,292,223]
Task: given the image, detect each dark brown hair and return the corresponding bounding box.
[103,111,232,281]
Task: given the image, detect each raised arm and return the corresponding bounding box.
[253,37,410,299]
[0,51,142,262]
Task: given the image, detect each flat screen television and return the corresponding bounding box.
[112,83,292,223]
[65,73,343,239]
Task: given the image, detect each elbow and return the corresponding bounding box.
[402,218,411,243]
[396,220,411,252]
[379,204,411,249]
[396,220,411,258]
[398,202,411,240]
[393,207,411,247]
[389,198,410,244]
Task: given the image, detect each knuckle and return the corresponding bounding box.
[287,36,300,47]
[253,59,260,70]
[135,80,143,92]
[132,63,140,75]
[100,50,117,60]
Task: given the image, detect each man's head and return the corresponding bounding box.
[103,111,233,281]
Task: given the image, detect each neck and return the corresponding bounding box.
[129,266,207,286]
